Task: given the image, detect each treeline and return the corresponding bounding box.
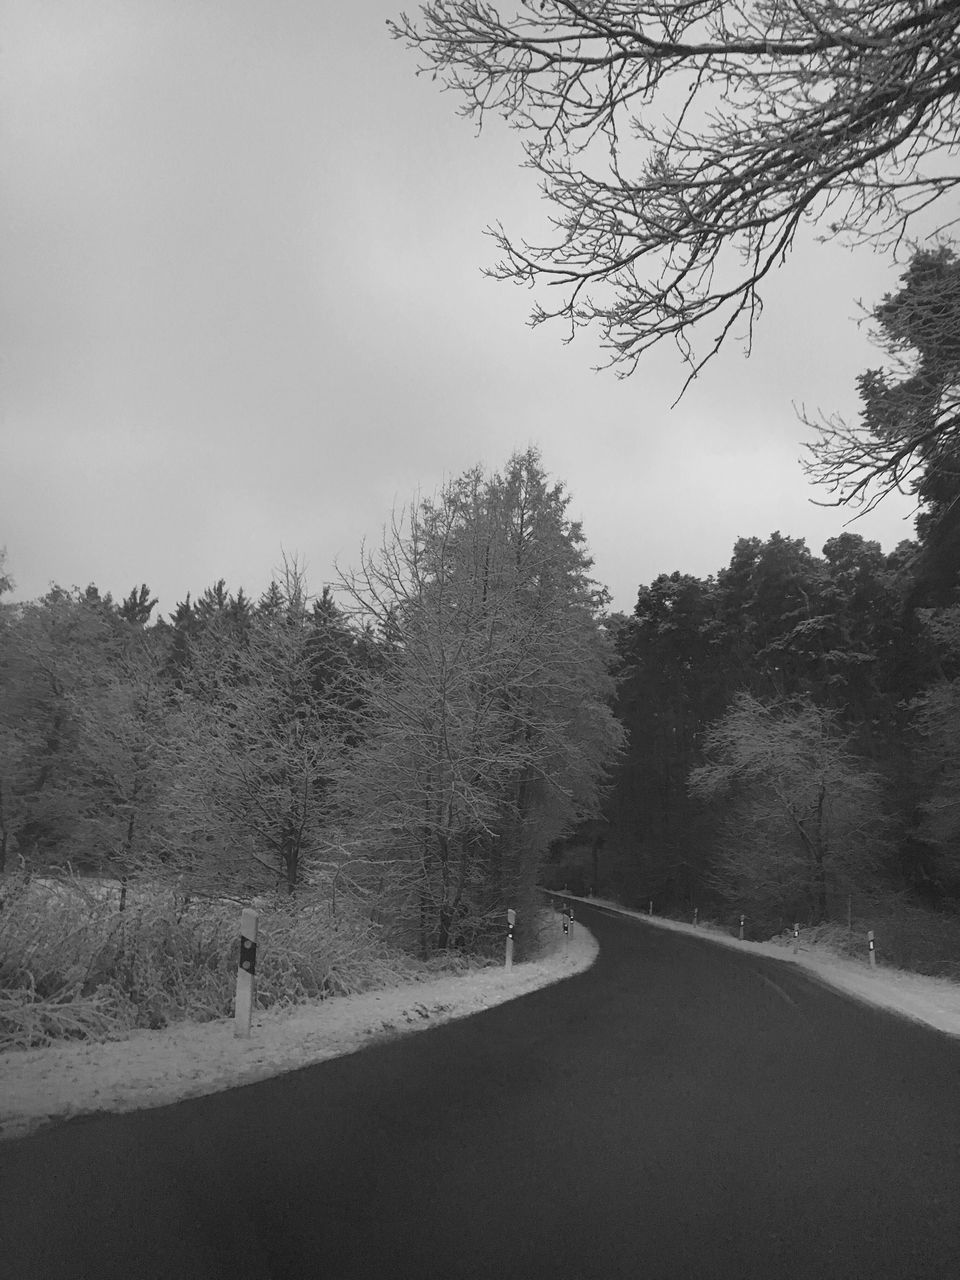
[548,244,960,957]
[0,450,623,959]
[588,532,936,920]
[7,247,960,967]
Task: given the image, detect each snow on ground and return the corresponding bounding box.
[571,895,960,1039]
[0,912,597,1143]
[7,892,958,1145]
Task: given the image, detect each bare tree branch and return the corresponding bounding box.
[391,0,960,384]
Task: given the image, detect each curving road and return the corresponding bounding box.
[2,901,960,1278]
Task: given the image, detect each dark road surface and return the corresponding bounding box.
[2,902,960,1279]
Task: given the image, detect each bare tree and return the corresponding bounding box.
[690,692,893,922]
[391,1,960,387]
[337,450,623,952]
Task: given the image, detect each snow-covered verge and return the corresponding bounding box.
[0,912,597,1143]
[570,895,960,1039]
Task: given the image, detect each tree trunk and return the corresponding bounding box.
[121,790,137,877]
[437,901,453,950]
[0,780,7,875]
[815,851,828,921]
[815,779,828,920]
[418,891,431,960]
[281,821,299,894]
[591,835,602,896]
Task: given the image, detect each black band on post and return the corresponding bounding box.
[239,937,257,975]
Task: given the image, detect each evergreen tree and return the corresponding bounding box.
[165,573,354,895]
[808,245,960,607]
[606,531,911,913]
[607,572,725,906]
[118,585,159,627]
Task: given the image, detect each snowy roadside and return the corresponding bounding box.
[0,912,597,1143]
[568,895,960,1039]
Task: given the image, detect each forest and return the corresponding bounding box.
[382,0,960,975]
[6,0,960,1061]
[5,243,960,1045]
[553,244,960,975]
[568,527,960,950]
[0,451,626,1044]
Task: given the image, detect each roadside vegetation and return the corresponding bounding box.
[393,4,960,980]
[10,3,960,1050]
[8,244,960,1041]
[0,451,622,1050]
[538,246,960,973]
[0,869,487,1052]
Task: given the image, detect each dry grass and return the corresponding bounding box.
[0,871,480,1051]
[587,888,960,980]
[768,901,960,979]
[667,894,960,979]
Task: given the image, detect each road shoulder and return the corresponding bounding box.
[0,912,597,1142]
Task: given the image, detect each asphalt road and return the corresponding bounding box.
[2,901,960,1279]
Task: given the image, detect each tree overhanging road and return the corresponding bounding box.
[2,902,960,1279]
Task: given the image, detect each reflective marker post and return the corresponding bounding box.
[569,903,575,937]
[867,929,876,968]
[739,914,745,941]
[506,908,516,971]
[562,905,569,948]
[235,908,258,1038]
[693,907,699,927]
[793,922,800,955]
[648,900,653,916]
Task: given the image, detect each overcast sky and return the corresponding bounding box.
[2,1,926,619]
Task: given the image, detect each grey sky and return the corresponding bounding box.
[2,1,923,619]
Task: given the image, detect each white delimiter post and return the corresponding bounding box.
[505,908,516,971]
[235,907,259,1037]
